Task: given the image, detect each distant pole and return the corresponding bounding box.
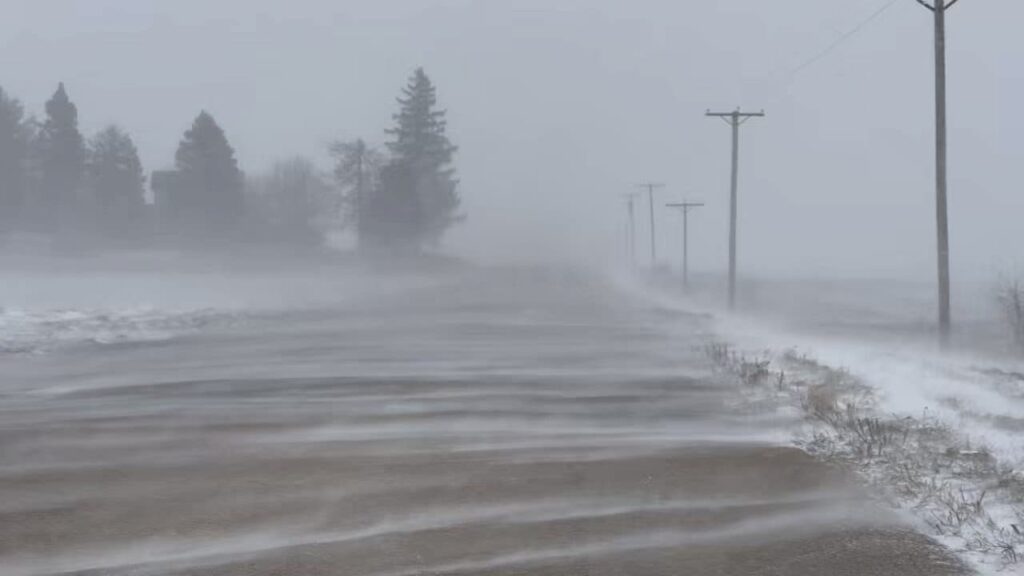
[623,192,640,269]
[636,183,665,267]
[916,0,958,345]
[706,109,764,309]
[355,140,365,240]
[667,202,704,288]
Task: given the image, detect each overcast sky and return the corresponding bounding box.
[1,0,1020,280]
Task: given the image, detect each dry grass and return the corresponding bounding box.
[704,343,772,387]
[704,340,1024,567]
[929,487,988,536]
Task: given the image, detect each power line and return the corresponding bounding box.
[622,192,641,269]
[740,0,905,117]
[666,202,705,289]
[916,0,962,346]
[636,183,665,267]
[705,110,764,310]
[788,0,901,78]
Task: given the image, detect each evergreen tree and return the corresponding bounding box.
[88,125,146,240]
[364,161,423,251]
[384,68,462,247]
[173,111,244,238]
[0,87,30,235]
[36,83,85,234]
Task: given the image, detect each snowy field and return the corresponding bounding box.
[632,273,1024,574]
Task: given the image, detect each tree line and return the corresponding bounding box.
[0,68,461,254]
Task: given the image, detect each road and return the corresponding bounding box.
[0,267,969,575]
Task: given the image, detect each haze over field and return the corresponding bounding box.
[0,0,1022,275]
[4,1,1024,575]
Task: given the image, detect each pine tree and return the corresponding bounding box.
[37,82,85,234]
[88,125,146,240]
[384,68,462,247]
[173,111,244,238]
[364,161,422,251]
[0,87,30,235]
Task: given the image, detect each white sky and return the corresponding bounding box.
[1,0,1021,280]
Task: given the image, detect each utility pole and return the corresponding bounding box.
[916,0,959,345]
[355,140,365,242]
[666,201,704,288]
[636,183,665,267]
[706,109,764,309]
[623,192,641,269]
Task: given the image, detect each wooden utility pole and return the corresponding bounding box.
[916,0,959,345]
[623,192,641,269]
[706,109,764,309]
[636,183,665,267]
[666,201,705,288]
[355,140,366,240]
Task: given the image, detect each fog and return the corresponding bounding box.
[0,0,1021,276]
[3,1,1024,575]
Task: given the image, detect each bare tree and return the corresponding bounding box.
[248,156,331,246]
[997,278,1024,350]
[329,138,385,243]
